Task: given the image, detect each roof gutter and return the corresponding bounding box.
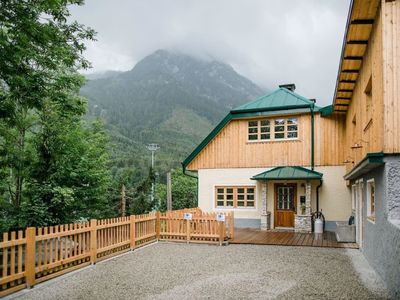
[231,104,312,115]
[181,163,198,179]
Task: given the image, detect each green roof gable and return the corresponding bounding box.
[251,166,323,180]
[232,88,320,114]
[182,88,319,170]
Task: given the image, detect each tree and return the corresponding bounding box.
[156,169,197,211]
[130,168,155,215]
[0,1,115,231]
[0,1,95,211]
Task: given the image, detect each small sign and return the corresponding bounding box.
[216,213,225,222]
[183,213,193,220]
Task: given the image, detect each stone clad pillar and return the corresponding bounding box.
[262,181,267,215]
[260,181,270,230]
[295,181,312,233]
[305,181,312,215]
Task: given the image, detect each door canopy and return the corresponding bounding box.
[251,166,323,181]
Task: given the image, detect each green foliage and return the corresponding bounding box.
[129,168,155,215]
[0,0,114,231]
[156,169,197,211]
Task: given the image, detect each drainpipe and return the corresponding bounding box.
[310,102,315,171]
[316,180,322,212]
[182,163,199,204]
[316,179,324,230]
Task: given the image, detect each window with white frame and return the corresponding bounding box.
[367,179,375,221]
[248,117,298,141]
[215,186,255,208]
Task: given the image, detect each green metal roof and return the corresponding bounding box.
[231,88,320,114]
[251,166,323,180]
[343,152,384,180]
[319,105,334,117]
[182,88,319,169]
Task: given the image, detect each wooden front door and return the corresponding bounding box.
[274,184,297,228]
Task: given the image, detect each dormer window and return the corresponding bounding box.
[248,117,298,141]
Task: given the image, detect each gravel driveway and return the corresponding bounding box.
[11,243,388,300]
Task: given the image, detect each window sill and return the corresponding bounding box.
[246,138,300,144]
[367,216,375,224]
[215,207,257,210]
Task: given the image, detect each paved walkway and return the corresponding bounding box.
[231,228,359,249]
[11,243,387,300]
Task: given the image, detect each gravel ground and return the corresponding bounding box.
[11,243,389,300]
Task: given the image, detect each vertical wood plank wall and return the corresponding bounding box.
[382,0,400,153]
[342,5,385,172]
[187,113,346,171]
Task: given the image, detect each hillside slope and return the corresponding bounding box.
[81,50,266,180]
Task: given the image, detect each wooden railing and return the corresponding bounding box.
[0,208,233,297]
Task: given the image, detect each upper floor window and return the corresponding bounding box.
[248,117,298,141]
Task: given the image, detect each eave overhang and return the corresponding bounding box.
[331,0,380,114]
[343,152,384,180]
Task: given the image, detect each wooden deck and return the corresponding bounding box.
[230,228,358,249]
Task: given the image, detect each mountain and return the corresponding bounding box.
[80,49,266,181]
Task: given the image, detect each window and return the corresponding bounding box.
[364,75,373,131]
[215,186,255,208]
[248,117,298,141]
[367,179,375,222]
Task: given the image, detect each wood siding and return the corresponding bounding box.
[382,0,400,153]
[342,5,385,172]
[187,113,346,171]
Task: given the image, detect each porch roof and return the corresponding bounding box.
[251,166,323,180]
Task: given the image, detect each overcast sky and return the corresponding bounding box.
[70,0,350,106]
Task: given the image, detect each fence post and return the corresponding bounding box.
[219,221,224,246]
[156,211,160,241]
[90,219,97,264]
[186,219,190,244]
[25,227,36,288]
[130,215,136,250]
[230,211,234,239]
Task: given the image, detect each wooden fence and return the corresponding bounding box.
[0,208,233,297]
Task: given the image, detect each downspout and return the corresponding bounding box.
[182,163,199,204]
[316,180,322,213]
[310,102,315,171]
[316,179,324,230]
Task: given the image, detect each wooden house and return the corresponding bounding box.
[183,84,349,232]
[183,0,400,296]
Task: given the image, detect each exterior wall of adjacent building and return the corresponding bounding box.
[355,155,400,299]
[198,166,351,230]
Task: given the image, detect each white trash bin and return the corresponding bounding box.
[314,218,323,234]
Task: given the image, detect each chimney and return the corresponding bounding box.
[279,83,296,92]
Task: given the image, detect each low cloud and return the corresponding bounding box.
[71,0,350,105]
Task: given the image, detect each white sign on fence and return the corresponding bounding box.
[216,213,225,222]
[183,213,193,220]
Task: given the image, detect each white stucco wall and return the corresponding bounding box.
[198,168,265,220]
[198,166,352,226]
[313,166,352,222]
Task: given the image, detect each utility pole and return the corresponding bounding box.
[146,143,159,204]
